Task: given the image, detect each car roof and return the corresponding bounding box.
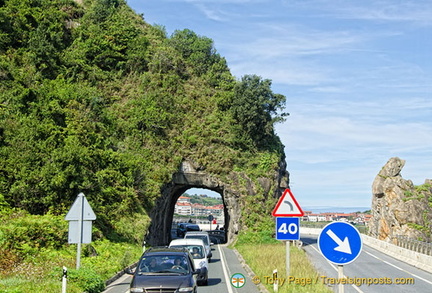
[169,238,205,246]
[185,231,209,236]
[143,247,189,256]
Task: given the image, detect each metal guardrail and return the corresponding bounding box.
[394,235,432,256]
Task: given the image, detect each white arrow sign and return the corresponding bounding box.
[326,229,352,254]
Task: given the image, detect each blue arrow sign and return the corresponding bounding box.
[318,222,362,265]
[276,217,300,240]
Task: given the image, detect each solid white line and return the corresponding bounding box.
[363,250,432,286]
[218,244,235,293]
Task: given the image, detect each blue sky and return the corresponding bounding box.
[127,0,432,208]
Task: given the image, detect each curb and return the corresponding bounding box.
[233,248,270,293]
[104,262,137,286]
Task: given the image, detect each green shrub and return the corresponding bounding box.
[0,211,67,256]
[236,230,279,245]
[67,267,105,293]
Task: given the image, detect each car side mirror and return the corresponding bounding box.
[193,268,201,275]
[125,267,135,275]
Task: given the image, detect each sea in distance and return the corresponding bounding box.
[303,206,370,214]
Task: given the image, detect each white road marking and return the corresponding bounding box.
[218,244,235,293]
[363,250,432,286]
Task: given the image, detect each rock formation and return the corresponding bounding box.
[369,157,432,243]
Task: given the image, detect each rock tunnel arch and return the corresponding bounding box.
[145,160,289,246]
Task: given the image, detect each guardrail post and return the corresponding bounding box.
[273,269,278,292]
[62,266,67,293]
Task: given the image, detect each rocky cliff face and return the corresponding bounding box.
[369,157,432,243]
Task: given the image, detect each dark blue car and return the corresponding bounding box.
[127,247,200,293]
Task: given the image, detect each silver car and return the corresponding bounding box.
[169,238,209,285]
[184,231,213,262]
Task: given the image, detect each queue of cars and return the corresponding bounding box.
[176,222,201,237]
[127,223,222,292]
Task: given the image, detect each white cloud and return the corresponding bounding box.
[229,62,330,86]
[226,23,372,58]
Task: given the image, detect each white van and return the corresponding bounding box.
[184,231,213,262]
[169,238,209,285]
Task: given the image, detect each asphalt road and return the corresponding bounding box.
[102,244,260,293]
[301,234,432,293]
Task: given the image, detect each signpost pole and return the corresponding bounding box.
[208,214,214,231]
[338,265,344,293]
[65,192,96,270]
[76,193,83,269]
[286,241,290,276]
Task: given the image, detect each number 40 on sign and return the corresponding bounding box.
[276,217,300,240]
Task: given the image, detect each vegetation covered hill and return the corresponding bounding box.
[0,0,288,290]
[186,194,223,207]
[1,0,287,219]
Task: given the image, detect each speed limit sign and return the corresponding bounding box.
[276,217,300,240]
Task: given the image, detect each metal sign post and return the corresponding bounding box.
[276,217,300,276]
[65,192,96,269]
[273,189,304,279]
[76,194,83,269]
[286,241,290,276]
[208,214,214,231]
[338,265,344,293]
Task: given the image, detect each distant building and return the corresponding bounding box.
[177,196,191,203]
[174,202,192,215]
[306,213,327,222]
[174,200,224,219]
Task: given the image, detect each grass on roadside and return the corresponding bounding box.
[236,242,332,293]
[0,208,147,293]
[0,240,143,293]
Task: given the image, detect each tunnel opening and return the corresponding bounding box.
[171,188,226,244]
[145,159,288,247]
[145,160,240,247]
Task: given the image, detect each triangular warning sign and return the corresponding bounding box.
[272,189,304,217]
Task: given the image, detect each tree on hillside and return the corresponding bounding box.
[230,75,288,150]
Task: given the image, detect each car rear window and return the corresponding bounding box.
[186,225,200,231]
[138,255,190,274]
[185,235,208,246]
[170,245,205,259]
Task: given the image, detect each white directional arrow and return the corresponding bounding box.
[326,229,352,254]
